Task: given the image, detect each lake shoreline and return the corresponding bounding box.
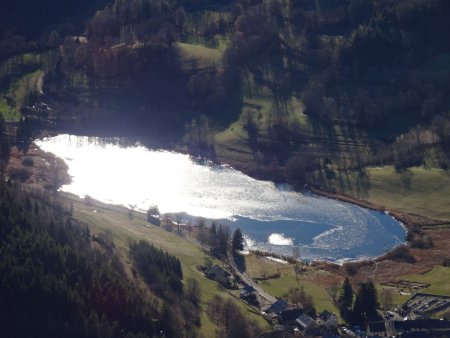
[206,149,447,229]
[32,136,406,257]
[7,135,450,281]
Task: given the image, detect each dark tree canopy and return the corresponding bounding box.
[352,280,380,323]
[340,277,353,309]
[0,182,156,338]
[232,228,244,254]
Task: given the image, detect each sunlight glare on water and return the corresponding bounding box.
[268,233,294,246]
[36,134,406,261]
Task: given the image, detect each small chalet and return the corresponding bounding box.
[296,313,321,336]
[204,265,233,288]
[317,310,338,330]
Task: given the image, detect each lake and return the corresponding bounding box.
[36,134,406,262]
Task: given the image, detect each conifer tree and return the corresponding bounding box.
[352,281,379,323]
[232,228,244,256]
[339,277,353,308]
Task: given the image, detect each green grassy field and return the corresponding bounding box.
[244,254,341,318]
[405,265,450,296]
[260,275,341,318]
[377,265,450,309]
[214,90,371,177]
[214,94,306,169]
[175,42,223,71]
[0,69,43,121]
[213,79,449,223]
[63,193,270,336]
[333,166,450,220]
[0,52,43,121]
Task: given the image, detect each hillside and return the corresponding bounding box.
[1,2,450,336]
[0,182,161,337]
[1,1,449,213]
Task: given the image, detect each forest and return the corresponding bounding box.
[1,0,449,186]
[1,1,449,337]
[0,177,205,337]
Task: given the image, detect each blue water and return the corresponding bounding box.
[222,209,406,261]
[36,134,407,262]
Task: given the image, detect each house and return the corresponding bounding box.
[147,215,161,226]
[240,285,258,305]
[266,299,289,316]
[278,308,304,326]
[317,310,338,330]
[367,321,387,337]
[204,265,233,288]
[393,319,450,336]
[296,313,321,336]
[240,285,257,298]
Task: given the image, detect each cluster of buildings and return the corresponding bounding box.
[261,299,338,337]
[256,291,450,337]
[202,262,450,338]
[366,293,450,337]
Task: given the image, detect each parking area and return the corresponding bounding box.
[400,293,450,317]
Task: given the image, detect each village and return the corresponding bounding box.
[130,200,450,338]
[154,210,450,338]
[202,260,450,338]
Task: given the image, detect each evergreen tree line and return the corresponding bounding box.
[3,0,450,178]
[197,220,246,270]
[0,115,10,169]
[197,220,230,259]
[337,277,380,324]
[130,240,183,294]
[0,181,198,337]
[130,240,203,337]
[207,294,262,338]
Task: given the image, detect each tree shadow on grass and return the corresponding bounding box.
[234,254,246,272]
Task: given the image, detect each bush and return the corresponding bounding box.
[343,260,374,276]
[383,245,416,263]
[9,168,31,181]
[406,225,423,241]
[344,263,357,276]
[21,157,34,166]
[407,226,433,249]
[409,235,433,249]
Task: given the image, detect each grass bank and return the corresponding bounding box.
[330,166,450,221]
[377,265,450,309]
[244,254,341,318]
[62,193,270,336]
[0,52,43,121]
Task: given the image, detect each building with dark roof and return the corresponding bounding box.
[367,321,387,337]
[393,319,450,336]
[278,308,304,326]
[204,265,233,288]
[296,313,321,336]
[317,310,338,330]
[266,299,289,315]
[240,285,256,297]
